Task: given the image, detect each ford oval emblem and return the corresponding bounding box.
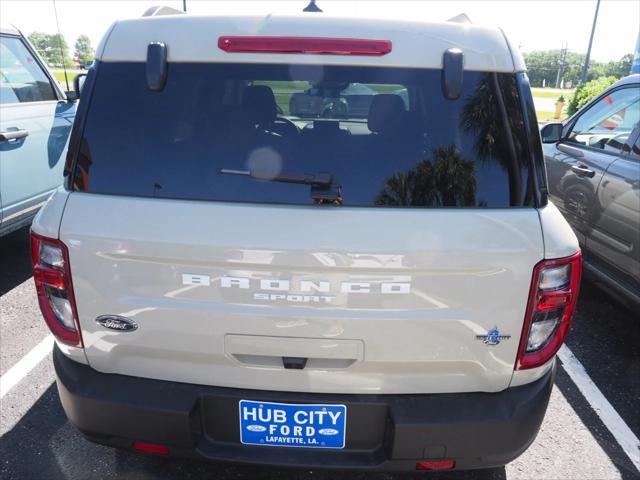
[246,425,267,432]
[95,315,138,332]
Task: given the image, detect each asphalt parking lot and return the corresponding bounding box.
[1,226,639,480]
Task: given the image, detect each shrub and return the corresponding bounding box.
[567,76,618,115]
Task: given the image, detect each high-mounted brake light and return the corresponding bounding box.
[30,232,83,347]
[218,36,392,56]
[516,251,582,370]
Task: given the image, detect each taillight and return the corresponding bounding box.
[218,36,392,56]
[30,231,83,347]
[516,251,582,370]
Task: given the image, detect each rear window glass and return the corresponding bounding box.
[72,63,534,207]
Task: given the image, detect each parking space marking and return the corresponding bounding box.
[558,345,640,472]
[0,334,53,399]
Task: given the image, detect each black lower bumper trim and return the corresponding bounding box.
[54,345,555,471]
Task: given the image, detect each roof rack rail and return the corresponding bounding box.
[142,5,184,17]
[447,13,472,24]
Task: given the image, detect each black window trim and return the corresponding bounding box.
[626,126,640,161]
[64,62,99,187]
[516,72,547,208]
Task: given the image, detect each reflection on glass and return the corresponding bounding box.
[461,73,528,206]
[376,146,476,207]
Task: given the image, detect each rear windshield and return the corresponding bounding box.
[72,63,535,207]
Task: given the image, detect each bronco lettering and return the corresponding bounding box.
[182,274,411,295]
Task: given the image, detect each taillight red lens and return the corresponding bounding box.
[30,231,83,347]
[415,460,456,471]
[218,36,392,56]
[132,441,170,456]
[516,251,582,370]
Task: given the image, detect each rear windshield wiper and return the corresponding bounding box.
[219,168,341,204]
[220,168,332,187]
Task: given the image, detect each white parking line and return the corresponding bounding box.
[0,334,53,399]
[558,345,640,472]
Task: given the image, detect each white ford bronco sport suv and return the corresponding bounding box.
[31,7,582,472]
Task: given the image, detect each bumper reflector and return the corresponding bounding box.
[132,441,169,456]
[415,460,456,471]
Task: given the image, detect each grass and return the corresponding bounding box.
[51,69,84,86]
[536,110,569,122]
[274,93,291,115]
[261,82,407,115]
[531,88,575,100]
[254,80,310,91]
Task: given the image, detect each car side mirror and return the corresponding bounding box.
[540,122,563,143]
[70,73,87,101]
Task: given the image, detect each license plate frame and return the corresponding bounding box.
[239,399,347,449]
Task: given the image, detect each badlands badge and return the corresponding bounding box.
[476,327,511,346]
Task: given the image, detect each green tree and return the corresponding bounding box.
[521,50,561,87]
[27,31,73,68]
[28,32,53,64]
[521,50,631,88]
[602,54,634,78]
[74,34,94,65]
[567,76,618,115]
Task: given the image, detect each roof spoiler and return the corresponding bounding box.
[142,5,184,17]
[447,13,472,24]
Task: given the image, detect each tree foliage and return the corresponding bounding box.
[74,34,94,65]
[522,50,632,88]
[375,147,477,207]
[567,76,618,115]
[27,31,74,68]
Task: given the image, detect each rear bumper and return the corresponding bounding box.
[54,345,555,471]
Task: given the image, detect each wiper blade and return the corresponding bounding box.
[220,167,342,204]
[220,168,332,187]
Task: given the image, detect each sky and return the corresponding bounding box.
[1,0,639,62]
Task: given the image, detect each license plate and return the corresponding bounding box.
[239,400,347,449]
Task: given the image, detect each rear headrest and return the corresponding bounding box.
[242,85,277,125]
[367,94,406,135]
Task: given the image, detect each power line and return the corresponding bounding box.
[51,0,70,91]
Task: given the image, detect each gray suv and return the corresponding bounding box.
[541,74,640,309]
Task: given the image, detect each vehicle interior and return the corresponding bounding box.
[77,62,528,208]
[568,87,640,152]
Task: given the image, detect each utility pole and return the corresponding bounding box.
[580,0,600,84]
[556,43,568,89]
[182,0,186,12]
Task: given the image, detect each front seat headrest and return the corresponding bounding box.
[242,85,277,125]
[227,106,259,132]
[367,94,406,135]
